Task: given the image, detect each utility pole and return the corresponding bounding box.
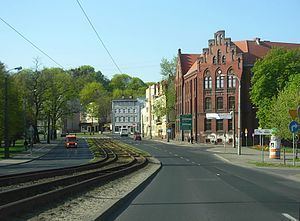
[4,75,9,158]
[232,106,236,149]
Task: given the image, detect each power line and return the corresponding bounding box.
[0,16,64,69]
[75,0,123,74]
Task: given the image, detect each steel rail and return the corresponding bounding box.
[0,138,116,187]
[0,155,148,220]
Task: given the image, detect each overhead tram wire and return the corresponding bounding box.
[0,16,64,69]
[75,0,123,74]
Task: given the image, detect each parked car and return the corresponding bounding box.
[133,132,141,141]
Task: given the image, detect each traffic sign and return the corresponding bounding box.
[180,114,192,130]
[289,121,299,133]
[254,128,272,135]
[289,109,297,120]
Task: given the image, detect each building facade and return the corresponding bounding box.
[141,82,167,138]
[175,30,300,144]
[112,99,141,134]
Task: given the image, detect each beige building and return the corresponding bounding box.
[141,82,167,139]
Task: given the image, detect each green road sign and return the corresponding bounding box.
[180,114,192,130]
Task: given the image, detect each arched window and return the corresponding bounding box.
[213,56,217,64]
[222,55,226,64]
[238,57,241,69]
[205,97,212,110]
[217,97,223,110]
[227,69,236,88]
[217,50,221,64]
[216,74,224,89]
[204,71,212,89]
[228,96,235,110]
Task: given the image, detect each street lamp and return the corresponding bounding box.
[3,66,22,158]
[233,75,241,155]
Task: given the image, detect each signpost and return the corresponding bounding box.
[289,120,299,166]
[254,128,273,163]
[180,114,192,143]
[180,114,192,130]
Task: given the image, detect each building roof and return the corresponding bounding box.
[234,40,300,64]
[180,53,200,74]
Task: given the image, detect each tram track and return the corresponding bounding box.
[0,138,148,220]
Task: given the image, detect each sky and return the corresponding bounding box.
[1,0,300,82]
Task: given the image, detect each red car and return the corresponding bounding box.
[133,132,142,141]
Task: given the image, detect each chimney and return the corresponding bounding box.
[255,37,261,45]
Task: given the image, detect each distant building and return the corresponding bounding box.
[112,99,141,134]
[141,82,167,139]
[175,30,300,144]
[79,111,99,133]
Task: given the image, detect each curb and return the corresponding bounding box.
[94,159,162,221]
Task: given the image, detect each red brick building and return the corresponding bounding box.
[175,30,300,144]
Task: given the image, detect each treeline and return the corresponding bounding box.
[251,48,300,139]
[0,62,148,144]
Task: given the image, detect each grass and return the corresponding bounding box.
[114,141,151,157]
[252,145,296,153]
[249,161,300,168]
[0,140,26,158]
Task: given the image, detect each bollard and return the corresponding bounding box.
[283,148,286,165]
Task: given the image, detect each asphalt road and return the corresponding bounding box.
[113,136,300,221]
[0,139,93,175]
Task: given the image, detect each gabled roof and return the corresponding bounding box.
[180,53,200,75]
[234,40,300,64]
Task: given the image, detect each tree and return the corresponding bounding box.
[42,68,77,139]
[267,74,300,139]
[250,48,300,127]
[158,57,177,122]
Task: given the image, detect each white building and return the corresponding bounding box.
[112,99,141,134]
[141,82,167,139]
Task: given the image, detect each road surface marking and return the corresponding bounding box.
[213,153,231,163]
[180,156,184,159]
[169,152,172,154]
[174,154,178,156]
[192,161,196,164]
[198,163,201,166]
[282,213,298,221]
[186,159,190,162]
[216,173,220,176]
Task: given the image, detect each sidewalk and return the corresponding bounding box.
[0,140,60,167]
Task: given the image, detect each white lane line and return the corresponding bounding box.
[216,173,220,176]
[198,163,201,166]
[282,213,298,221]
[169,152,172,154]
[192,161,196,164]
[174,154,178,156]
[180,156,184,159]
[186,159,190,162]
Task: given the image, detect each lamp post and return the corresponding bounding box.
[3,66,22,158]
[233,76,241,155]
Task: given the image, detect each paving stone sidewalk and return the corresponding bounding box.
[0,140,60,167]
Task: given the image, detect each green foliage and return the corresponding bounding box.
[250,48,300,127]
[153,96,167,118]
[160,57,177,78]
[79,82,106,106]
[159,57,177,121]
[109,74,147,99]
[267,74,300,139]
